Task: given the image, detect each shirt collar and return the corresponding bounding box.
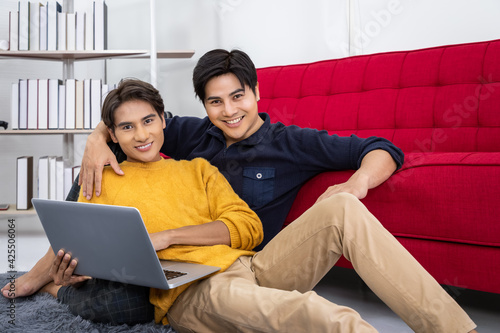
[207,113,271,147]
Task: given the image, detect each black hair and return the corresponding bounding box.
[101,78,164,132]
[192,49,258,103]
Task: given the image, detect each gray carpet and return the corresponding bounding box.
[0,272,175,333]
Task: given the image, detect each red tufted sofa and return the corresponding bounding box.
[256,39,500,294]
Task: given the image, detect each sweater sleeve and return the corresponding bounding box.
[199,159,264,251]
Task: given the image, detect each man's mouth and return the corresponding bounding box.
[136,142,153,151]
[225,116,243,125]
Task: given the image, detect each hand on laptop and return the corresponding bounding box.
[50,249,92,288]
[149,231,172,251]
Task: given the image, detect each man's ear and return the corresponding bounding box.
[107,127,119,143]
[161,113,166,129]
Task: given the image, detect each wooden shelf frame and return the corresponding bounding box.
[0,205,36,216]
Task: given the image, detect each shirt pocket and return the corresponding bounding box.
[242,167,275,208]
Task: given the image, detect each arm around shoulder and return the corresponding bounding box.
[79,121,123,199]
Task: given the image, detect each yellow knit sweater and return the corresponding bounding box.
[78,158,263,324]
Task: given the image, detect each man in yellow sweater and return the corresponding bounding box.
[25,78,265,325]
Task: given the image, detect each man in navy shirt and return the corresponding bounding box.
[83,50,405,251]
[6,49,477,332]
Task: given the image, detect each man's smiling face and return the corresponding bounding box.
[108,99,166,163]
[204,73,264,147]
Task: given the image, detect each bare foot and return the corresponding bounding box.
[1,247,55,298]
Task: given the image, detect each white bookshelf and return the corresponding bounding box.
[0,0,194,216]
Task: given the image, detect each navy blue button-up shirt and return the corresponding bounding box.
[161,113,404,250]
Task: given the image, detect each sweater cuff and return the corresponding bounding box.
[219,218,241,249]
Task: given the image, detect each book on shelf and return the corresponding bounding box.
[39,2,48,51]
[57,11,66,51]
[75,80,84,129]
[48,156,57,200]
[18,79,28,129]
[10,0,108,52]
[63,166,73,199]
[11,78,107,130]
[66,12,76,51]
[11,83,19,130]
[94,0,108,51]
[85,5,94,50]
[102,84,108,99]
[9,11,19,51]
[76,11,86,51]
[102,83,113,101]
[16,156,33,210]
[56,157,65,201]
[18,0,29,51]
[90,79,102,129]
[29,1,41,51]
[47,1,61,51]
[38,79,49,129]
[63,164,79,200]
[65,79,76,129]
[58,83,66,129]
[84,79,91,129]
[38,156,49,200]
[27,79,38,129]
[38,156,75,201]
[48,79,62,129]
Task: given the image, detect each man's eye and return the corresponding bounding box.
[145,118,153,124]
[234,94,243,99]
[122,125,132,130]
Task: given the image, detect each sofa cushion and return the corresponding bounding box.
[284,152,500,247]
[257,39,500,155]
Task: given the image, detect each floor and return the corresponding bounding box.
[2,230,499,332]
[314,267,500,332]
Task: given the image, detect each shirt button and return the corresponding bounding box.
[256,173,263,179]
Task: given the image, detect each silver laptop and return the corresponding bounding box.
[32,198,220,289]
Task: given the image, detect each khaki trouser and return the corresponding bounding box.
[167,193,476,333]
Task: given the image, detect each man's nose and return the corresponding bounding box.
[135,125,149,141]
[222,101,238,117]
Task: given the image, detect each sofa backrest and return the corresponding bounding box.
[257,39,500,153]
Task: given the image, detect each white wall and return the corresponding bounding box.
[350,0,500,55]
[0,0,500,271]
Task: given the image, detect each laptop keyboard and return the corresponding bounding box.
[164,270,187,280]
